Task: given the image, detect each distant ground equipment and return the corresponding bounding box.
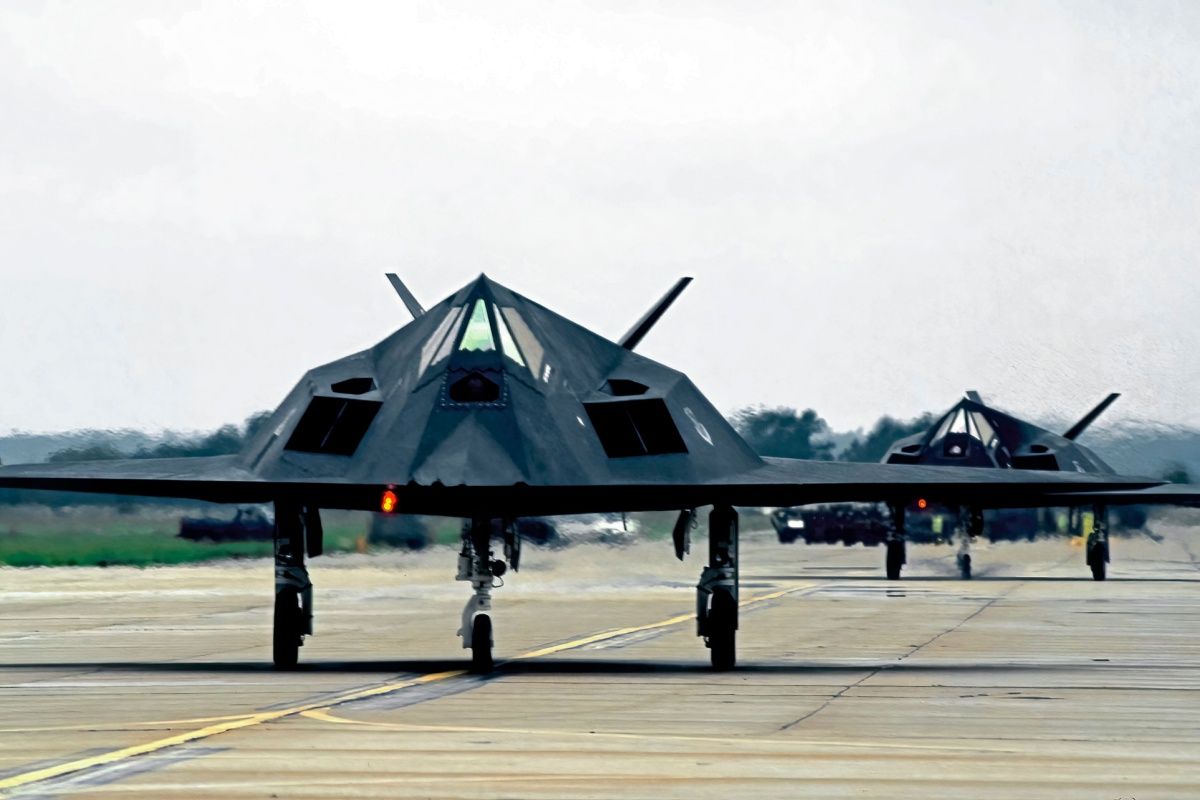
[179,505,274,542]
[368,513,431,550]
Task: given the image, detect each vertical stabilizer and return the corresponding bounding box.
[1063,393,1120,440]
[619,277,693,351]
[386,273,426,320]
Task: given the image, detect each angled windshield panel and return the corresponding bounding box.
[458,299,496,352]
[499,306,543,378]
[493,303,526,367]
[970,411,996,448]
[419,305,465,373]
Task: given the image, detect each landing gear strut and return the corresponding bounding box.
[458,517,510,673]
[1087,504,1109,581]
[885,504,907,580]
[956,506,983,580]
[697,505,738,670]
[273,503,319,670]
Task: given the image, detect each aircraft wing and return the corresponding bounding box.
[696,457,1166,510]
[1042,482,1200,508]
[0,456,275,504]
[0,455,1167,516]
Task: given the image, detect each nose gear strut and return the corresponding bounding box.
[457,517,510,673]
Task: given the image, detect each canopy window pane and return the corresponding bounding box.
[493,303,527,367]
[458,299,496,352]
[500,306,544,377]
[419,305,465,373]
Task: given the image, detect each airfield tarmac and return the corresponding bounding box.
[1,523,1198,799]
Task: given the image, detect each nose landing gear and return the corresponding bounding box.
[457,517,512,673]
[956,506,983,580]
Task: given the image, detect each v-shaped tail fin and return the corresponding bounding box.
[1063,393,1120,440]
[386,273,426,320]
[619,277,693,351]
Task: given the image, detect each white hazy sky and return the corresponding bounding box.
[2,1,1198,435]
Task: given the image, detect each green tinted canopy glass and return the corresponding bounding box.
[458,299,496,352]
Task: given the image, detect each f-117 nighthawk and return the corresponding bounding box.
[876,391,1127,580]
[0,276,1189,671]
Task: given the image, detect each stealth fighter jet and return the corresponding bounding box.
[876,392,1128,580]
[0,276,1182,671]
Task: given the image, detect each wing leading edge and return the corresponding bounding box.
[0,454,1168,517]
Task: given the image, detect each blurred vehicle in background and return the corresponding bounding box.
[552,513,638,546]
[369,513,430,550]
[367,515,564,551]
[512,517,559,547]
[773,501,1148,546]
[179,505,274,542]
[771,503,890,546]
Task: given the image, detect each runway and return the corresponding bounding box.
[1,524,1198,799]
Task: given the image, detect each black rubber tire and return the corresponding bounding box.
[959,554,972,580]
[471,614,494,674]
[273,587,301,670]
[1089,545,1108,581]
[885,541,905,580]
[708,589,737,671]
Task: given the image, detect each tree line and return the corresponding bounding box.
[732,406,935,463]
[1,405,1189,508]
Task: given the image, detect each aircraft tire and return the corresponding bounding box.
[471,614,494,674]
[959,554,972,580]
[708,589,737,671]
[273,587,302,670]
[885,541,905,580]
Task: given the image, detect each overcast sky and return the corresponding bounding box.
[2,1,1198,437]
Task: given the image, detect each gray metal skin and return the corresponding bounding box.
[0,276,1189,669]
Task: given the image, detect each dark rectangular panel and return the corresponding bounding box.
[1012,454,1059,471]
[285,397,382,456]
[584,399,687,458]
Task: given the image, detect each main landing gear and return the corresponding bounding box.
[696,505,739,670]
[1086,504,1110,581]
[457,518,516,673]
[956,506,983,580]
[273,503,322,670]
[885,504,906,580]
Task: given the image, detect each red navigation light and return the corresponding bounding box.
[916,498,928,510]
[380,489,398,514]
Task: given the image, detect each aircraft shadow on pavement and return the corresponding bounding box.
[759,574,1199,583]
[0,658,1119,676]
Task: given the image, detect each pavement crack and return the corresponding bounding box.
[779,579,1025,733]
[778,668,879,731]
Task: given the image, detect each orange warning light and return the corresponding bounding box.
[380,489,398,514]
[917,498,928,510]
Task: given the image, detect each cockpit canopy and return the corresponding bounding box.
[930,406,1001,462]
[419,298,546,383]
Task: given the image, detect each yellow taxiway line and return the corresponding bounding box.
[0,583,813,794]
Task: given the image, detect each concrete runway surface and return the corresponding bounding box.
[1,524,1198,799]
